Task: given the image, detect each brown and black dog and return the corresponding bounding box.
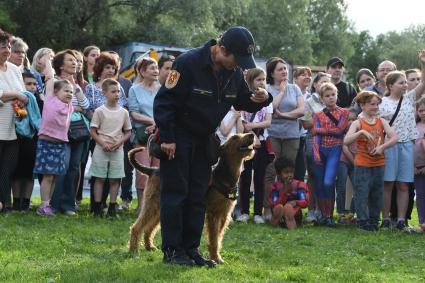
[128,133,255,264]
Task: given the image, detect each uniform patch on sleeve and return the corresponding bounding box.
[165,70,180,89]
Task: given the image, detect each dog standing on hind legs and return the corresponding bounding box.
[128,133,255,264]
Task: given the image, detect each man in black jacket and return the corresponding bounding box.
[154,26,272,267]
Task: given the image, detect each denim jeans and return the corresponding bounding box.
[335,161,354,214]
[353,165,384,224]
[51,142,84,212]
[312,145,342,200]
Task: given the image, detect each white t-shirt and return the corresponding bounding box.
[379,89,418,142]
[91,105,132,145]
[216,110,239,145]
[242,103,273,141]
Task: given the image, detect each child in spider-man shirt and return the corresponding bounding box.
[269,157,309,229]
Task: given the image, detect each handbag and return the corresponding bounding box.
[383,96,403,138]
[148,127,168,159]
[68,113,90,142]
[135,124,149,145]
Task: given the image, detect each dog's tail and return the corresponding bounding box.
[128,147,158,177]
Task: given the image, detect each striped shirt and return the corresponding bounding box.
[0,62,25,140]
[71,85,90,109]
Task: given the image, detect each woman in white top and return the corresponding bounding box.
[0,29,28,212]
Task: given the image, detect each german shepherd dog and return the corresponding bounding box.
[128,133,255,263]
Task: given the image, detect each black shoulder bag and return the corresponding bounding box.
[323,108,339,126]
[384,96,403,138]
[389,96,403,127]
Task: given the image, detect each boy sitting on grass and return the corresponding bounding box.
[89,79,132,218]
[269,157,309,229]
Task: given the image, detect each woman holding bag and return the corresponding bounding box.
[0,29,28,212]
[128,57,160,212]
[50,49,90,215]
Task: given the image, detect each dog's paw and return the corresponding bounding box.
[145,245,158,251]
[128,247,139,255]
[210,255,224,264]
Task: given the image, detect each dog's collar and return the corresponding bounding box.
[211,183,238,201]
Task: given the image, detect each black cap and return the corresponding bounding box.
[327,57,345,68]
[220,26,256,69]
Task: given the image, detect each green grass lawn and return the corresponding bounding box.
[1,200,425,283]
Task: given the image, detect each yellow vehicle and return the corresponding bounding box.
[116,42,189,81]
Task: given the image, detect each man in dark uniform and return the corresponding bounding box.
[154,26,272,267]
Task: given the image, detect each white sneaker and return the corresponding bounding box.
[263,209,272,222]
[306,211,316,223]
[254,215,265,224]
[236,214,249,223]
[121,200,131,210]
[64,210,76,216]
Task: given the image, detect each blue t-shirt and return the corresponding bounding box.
[127,83,159,128]
[267,83,302,139]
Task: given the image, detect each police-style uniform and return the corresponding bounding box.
[153,27,272,265]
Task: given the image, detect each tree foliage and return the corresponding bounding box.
[0,0,423,80]
[307,0,355,66]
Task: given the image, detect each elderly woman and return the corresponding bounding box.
[31,47,55,94]
[0,29,28,212]
[49,49,90,215]
[8,37,28,70]
[128,57,160,212]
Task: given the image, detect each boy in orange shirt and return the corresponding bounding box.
[344,91,398,231]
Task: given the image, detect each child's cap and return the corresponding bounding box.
[355,91,382,104]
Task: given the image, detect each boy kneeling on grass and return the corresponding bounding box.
[89,79,132,218]
[269,157,309,229]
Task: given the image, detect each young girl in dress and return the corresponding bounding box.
[238,68,272,224]
[33,61,73,216]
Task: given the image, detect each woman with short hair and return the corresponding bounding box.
[0,29,28,212]
[128,57,160,212]
[50,49,90,215]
